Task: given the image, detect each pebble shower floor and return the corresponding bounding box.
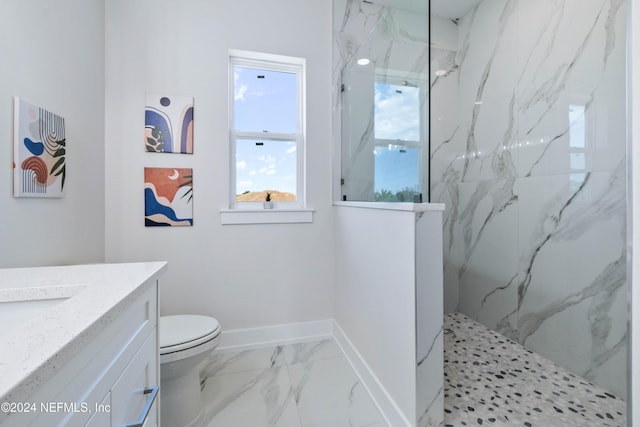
[443,312,626,427]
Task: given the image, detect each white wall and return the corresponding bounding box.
[0,0,106,268]
[334,206,417,424]
[104,0,334,330]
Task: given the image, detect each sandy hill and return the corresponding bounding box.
[235,190,296,202]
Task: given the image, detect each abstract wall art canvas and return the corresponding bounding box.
[13,97,66,198]
[144,167,193,227]
[145,94,194,154]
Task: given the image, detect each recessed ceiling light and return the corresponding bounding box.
[357,58,370,66]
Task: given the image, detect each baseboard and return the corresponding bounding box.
[332,321,412,427]
[217,319,334,350]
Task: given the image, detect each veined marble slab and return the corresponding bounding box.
[430,0,627,397]
[200,339,387,427]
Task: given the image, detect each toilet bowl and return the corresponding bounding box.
[160,314,221,427]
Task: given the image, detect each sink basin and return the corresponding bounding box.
[0,284,87,337]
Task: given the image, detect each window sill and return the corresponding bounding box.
[220,208,314,225]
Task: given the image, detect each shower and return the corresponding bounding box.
[430,0,628,405]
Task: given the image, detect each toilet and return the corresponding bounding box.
[159,314,221,427]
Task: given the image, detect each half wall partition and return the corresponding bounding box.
[333,2,443,426]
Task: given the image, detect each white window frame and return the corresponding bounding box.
[228,50,306,212]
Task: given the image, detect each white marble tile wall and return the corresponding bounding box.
[199,339,386,427]
[430,0,627,398]
[416,211,445,427]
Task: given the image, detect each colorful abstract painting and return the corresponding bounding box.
[144,167,193,227]
[13,97,66,198]
[145,94,194,154]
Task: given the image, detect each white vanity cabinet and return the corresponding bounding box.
[109,331,158,427]
[83,330,158,427]
[39,281,158,427]
[0,263,165,427]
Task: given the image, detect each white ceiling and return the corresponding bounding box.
[430,0,483,19]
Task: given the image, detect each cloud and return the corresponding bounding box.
[236,160,247,170]
[258,166,277,176]
[259,154,276,164]
[234,67,273,101]
[238,180,253,188]
[234,69,248,101]
[374,83,421,141]
[249,170,257,176]
[235,84,248,101]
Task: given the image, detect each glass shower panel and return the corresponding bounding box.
[374,145,420,201]
[339,2,429,202]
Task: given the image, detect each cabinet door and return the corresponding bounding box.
[110,331,158,427]
[84,393,111,427]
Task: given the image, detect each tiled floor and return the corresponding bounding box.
[443,313,627,427]
[198,339,387,427]
[196,314,627,427]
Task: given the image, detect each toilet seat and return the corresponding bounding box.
[160,315,221,355]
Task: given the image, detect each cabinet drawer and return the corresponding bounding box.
[111,331,158,427]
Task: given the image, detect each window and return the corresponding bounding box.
[229,51,305,210]
[373,76,425,202]
[568,102,589,200]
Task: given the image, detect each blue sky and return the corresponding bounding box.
[373,82,421,193]
[235,138,297,194]
[374,145,420,193]
[374,82,420,142]
[234,66,297,194]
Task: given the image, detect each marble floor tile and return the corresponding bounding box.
[287,356,385,427]
[201,345,286,378]
[200,339,385,427]
[281,338,343,365]
[201,366,301,427]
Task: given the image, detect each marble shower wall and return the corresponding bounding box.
[430,0,627,397]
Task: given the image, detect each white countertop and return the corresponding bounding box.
[0,262,167,407]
